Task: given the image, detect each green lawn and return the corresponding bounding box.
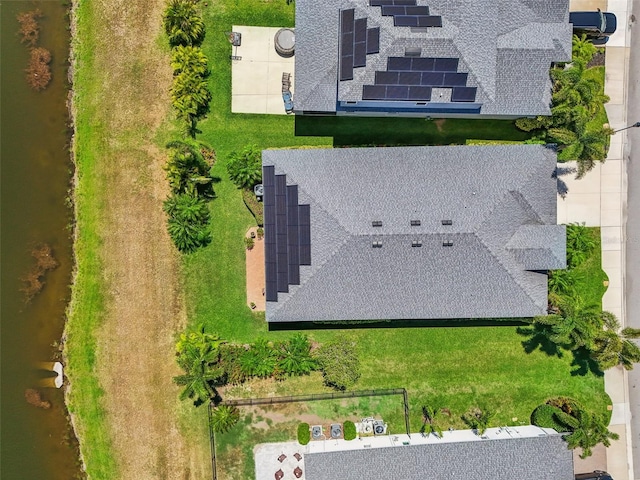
[176,1,612,476]
[584,66,609,134]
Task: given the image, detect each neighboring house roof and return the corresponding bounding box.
[262,145,565,323]
[303,429,574,480]
[294,0,572,116]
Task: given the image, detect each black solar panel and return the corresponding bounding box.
[421,71,443,86]
[366,28,380,54]
[434,58,458,72]
[299,245,311,266]
[288,261,300,285]
[411,57,434,71]
[387,85,409,99]
[399,71,422,85]
[381,5,407,15]
[341,9,354,33]
[394,16,418,27]
[265,281,278,302]
[451,86,477,102]
[443,72,468,86]
[375,71,399,84]
[340,55,354,81]
[408,86,432,100]
[341,33,354,55]
[264,205,276,226]
[277,272,289,293]
[388,57,412,71]
[354,18,367,43]
[354,43,367,67]
[263,166,275,186]
[263,185,275,206]
[392,0,417,4]
[275,174,286,194]
[362,85,386,100]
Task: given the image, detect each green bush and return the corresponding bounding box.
[343,421,357,440]
[227,145,262,189]
[163,194,211,253]
[244,237,254,250]
[566,223,596,268]
[297,423,310,445]
[242,189,263,226]
[530,404,570,432]
[515,116,547,132]
[314,338,360,390]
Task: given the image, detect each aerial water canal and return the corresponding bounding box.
[1,1,84,478]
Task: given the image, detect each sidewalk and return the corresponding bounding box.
[558,1,634,479]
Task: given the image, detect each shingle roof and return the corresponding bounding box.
[294,0,572,116]
[304,433,574,480]
[263,145,565,323]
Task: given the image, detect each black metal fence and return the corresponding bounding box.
[207,388,412,480]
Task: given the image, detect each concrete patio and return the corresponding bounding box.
[231,26,295,115]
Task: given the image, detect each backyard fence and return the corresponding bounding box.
[207,387,412,480]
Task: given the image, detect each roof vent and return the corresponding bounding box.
[372,220,383,227]
[411,240,422,247]
[442,241,453,247]
[405,47,422,57]
[372,241,383,248]
[410,220,421,226]
[441,220,453,225]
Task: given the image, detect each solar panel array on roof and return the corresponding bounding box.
[263,167,312,302]
[369,0,442,28]
[339,9,380,81]
[362,56,477,102]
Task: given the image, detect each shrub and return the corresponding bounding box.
[314,338,360,390]
[242,189,263,226]
[461,407,494,435]
[218,344,246,385]
[343,421,357,440]
[165,140,213,197]
[297,423,310,445]
[257,227,264,239]
[163,0,205,47]
[530,404,570,432]
[17,9,42,46]
[239,339,278,378]
[566,223,596,268]
[277,334,317,377]
[244,237,254,250]
[163,194,211,253]
[210,405,240,433]
[515,117,546,132]
[227,145,262,189]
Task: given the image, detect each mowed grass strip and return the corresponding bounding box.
[64,0,117,477]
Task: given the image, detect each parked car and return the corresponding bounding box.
[282,91,294,114]
[575,471,613,480]
[570,9,617,45]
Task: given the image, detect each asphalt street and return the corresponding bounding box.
[624,2,640,478]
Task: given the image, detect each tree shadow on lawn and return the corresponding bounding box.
[294,115,531,147]
[269,317,525,332]
[516,325,604,377]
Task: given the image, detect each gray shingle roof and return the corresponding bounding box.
[304,434,574,480]
[263,145,565,323]
[294,0,572,116]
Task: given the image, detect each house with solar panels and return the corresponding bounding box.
[262,144,566,323]
[294,0,573,117]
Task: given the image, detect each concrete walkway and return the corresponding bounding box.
[559,1,634,479]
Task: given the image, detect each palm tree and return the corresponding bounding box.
[562,408,619,458]
[572,34,597,65]
[548,123,612,178]
[461,407,494,435]
[533,297,602,351]
[278,334,317,376]
[226,145,262,189]
[171,45,209,76]
[171,71,211,124]
[209,405,240,433]
[420,405,443,438]
[174,337,224,406]
[548,269,574,297]
[163,0,205,47]
[239,339,278,378]
[591,313,640,370]
[163,193,211,253]
[565,222,597,267]
[164,140,213,197]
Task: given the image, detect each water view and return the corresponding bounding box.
[1,1,84,478]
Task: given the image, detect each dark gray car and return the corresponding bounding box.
[570,10,617,45]
[575,471,613,480]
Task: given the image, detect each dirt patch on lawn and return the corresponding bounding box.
[245,227,265,311]
[80,0,208,477]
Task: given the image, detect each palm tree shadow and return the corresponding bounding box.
[554,165,577,198]
[516,325,564,357]
[570,347,604,377]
